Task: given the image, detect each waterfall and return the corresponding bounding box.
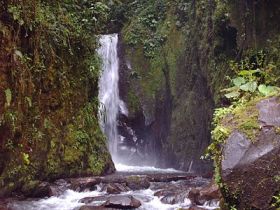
[98,34,127,163]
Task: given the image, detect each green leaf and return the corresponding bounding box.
[240,81,257,92]
[232,77,246,87]
[22,153,30,165]
[238,69,261,76]
[5,88,12,107]
[225,91,240,99]
[258,84,279,96]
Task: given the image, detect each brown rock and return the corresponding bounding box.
[69,177,101,192]
[102,183,130,194]
[125,176,150,190]
[188,188,202,205]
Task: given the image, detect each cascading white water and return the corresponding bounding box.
[98,34,127,162]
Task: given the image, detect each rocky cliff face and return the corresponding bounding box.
[117,1,223,172]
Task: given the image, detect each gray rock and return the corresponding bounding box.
[103,195,141,209]
[79,196,108,204]
[222,131,251,171]
[257,96,280,127]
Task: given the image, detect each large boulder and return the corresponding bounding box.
[79,196,108,204]
[219,96,280,209]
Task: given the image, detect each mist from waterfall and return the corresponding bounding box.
[97,34,127,163]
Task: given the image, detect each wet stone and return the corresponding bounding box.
[101,183,130,194]
[79,206,115,210]
[103,195,141,209]
[125,176,150,190]
[69,177,101,192]
[79,196,108,204]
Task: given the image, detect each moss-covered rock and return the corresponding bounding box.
[211,96,280,210]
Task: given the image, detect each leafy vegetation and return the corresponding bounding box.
[272,193,280,208]
[123,0,168,58]
[223,52,279,99]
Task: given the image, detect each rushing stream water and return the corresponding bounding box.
[8,164,219,210]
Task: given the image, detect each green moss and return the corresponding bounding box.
[127,89,141,114]
[123,6,185,117]
[215,97,263,142]
[43,102,111,178]
[231,100,261,141]
[21,180,40,194]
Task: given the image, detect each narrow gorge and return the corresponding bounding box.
[0,0,280,210]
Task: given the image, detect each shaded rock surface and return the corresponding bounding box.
[21,179,71,198]
[101,183,130,194]
[257,97,280,127]
[188,181,221,206]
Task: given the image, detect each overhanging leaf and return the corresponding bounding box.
[240,81,257,92]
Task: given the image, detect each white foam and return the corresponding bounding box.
[8,190,104,210]
[115,163,183,173]
[8,187,219,210]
